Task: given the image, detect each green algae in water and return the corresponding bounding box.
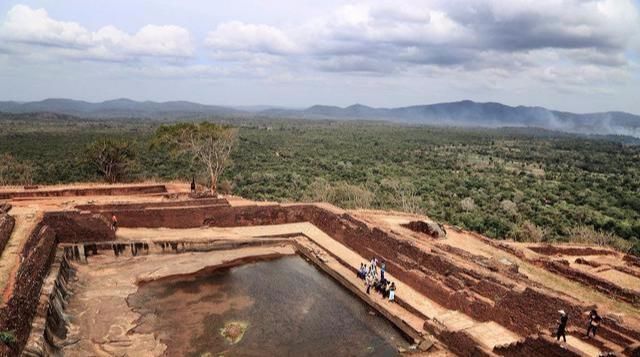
[220,321,248,344]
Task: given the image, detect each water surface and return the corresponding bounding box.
[129,256,408,356]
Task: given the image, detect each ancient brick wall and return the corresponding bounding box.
[0,184,166,200]
[0,223,56,355]
[529,245,616,256]
[0,214,15,256]
[541,260,639,305]
[74,197,228,212]
[494,335,581,356]
[43,212,115,243]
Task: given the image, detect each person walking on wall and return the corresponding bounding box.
[365,273,373,294]
[586,309,601,338]
[556,310,569,343]
[190,176,196,193]
[380,261,386,281]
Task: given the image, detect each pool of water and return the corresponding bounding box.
[128,256,409,356]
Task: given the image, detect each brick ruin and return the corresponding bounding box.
[0,185,639,356]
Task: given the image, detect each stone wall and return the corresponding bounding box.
[0,184,166,200]
[540,259,639,306]
[0,214,15,255]
[494,335,581,356]
[529,245,616,256]
[42,212,115,244]
[0,223,56,356]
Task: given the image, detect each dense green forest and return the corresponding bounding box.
[1,112,639,254]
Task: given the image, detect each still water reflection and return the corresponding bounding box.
[129,256,408,356]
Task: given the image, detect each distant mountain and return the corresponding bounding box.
[260,100,640,137]
[1,98,639,137]
[0,98,240,118]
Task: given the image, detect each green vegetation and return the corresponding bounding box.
[85,139,135,183]
[1,113,639,254]
[153,122,237,191]
[0,330,15,346]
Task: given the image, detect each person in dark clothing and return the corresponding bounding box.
[190,177,196,193]
[380,280,388,297]
[380,261,386,281]
[556,310,568,342]
[111,214,118,231]
[586,309,601,337]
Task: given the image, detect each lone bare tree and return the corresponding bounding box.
[85,139,134,183]
[154,123,237,192]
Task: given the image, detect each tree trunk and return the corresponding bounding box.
[209,166,216,193]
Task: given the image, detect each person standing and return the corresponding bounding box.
[369,257,377,276]
[381,261,386,281]
[556,310,569,343]
[586,309,601,338]
[190,176,196,193]
[111,214,118,231]
[389,282,396,302]
[365,273,373,294]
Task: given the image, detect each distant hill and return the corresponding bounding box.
[1,98,639,137]
[0,98,240,119]
[263,100,640,137]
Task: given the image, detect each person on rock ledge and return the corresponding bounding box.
[111,214,118,231]
[365,272,373,294]
[586,309,602,338]
[388,282,396,302]
[556,310,569,343]
[358,263,367,279]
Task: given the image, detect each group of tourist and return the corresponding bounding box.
[357,258,396,302]
[555,309,602,345]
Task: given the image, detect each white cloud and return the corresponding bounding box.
[0,4,193,61]
[0,1,639,112]
[1,5,92,48]
[205,21,298,55]
[202,0,640,81]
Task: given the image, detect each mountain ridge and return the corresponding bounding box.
[1,98,639,137]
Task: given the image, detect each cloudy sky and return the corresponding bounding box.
[0,0,639,113]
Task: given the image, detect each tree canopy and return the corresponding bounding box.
[85,139,134,183]
[153,122,237,192]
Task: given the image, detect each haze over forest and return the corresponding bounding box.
[2,98,639,138]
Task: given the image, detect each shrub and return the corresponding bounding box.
[510,220,547,243]
[0,330,16,346]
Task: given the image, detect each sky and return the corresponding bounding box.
[0,0,639,113]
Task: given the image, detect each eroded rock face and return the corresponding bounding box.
[220,321,249,344]
[401,221,446,239]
